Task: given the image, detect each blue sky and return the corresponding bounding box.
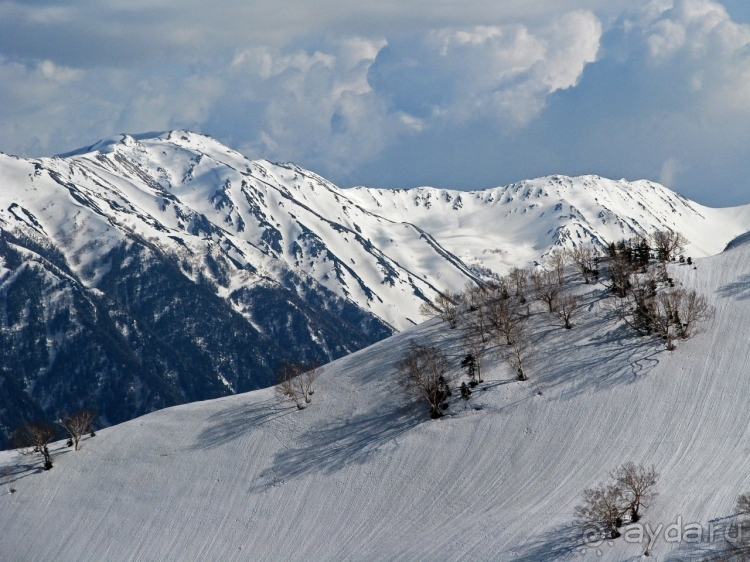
[1,0,749,206]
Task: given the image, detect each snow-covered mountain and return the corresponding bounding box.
[4,131,750,329]
[6,131,475,330]
[2,129,750,446]
[2,231,750,561]
[347,175,750,275]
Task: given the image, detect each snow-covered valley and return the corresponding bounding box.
[2,227,750,561]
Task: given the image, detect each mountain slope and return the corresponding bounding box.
[2,241,750,560]
[3,129,750,450]
[7,131,750,330]
[347,174,750,275]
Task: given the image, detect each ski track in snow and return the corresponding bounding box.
[2,237,750,560]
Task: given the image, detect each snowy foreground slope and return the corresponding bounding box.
[3,237,750,560]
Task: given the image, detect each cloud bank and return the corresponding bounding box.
[0,0,749,206]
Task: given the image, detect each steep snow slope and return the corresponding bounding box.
[3,241,750,561]
[4,131,750,332]
[347,175,750,276]
[2,131,473,330]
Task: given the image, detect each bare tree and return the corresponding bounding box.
[652,290,681,350]
[736,493,750,515]
[462,283,489,311]
[603,251,636,298]
[56,409,96,451]
[508,267,528,298]
[276,361,323,409]
[652,230,689,261]
[679,289,713,339]
[419,300,436,318]
[461,298,491,343]
[531,268,560,312]
[575,483,628,539]
[301,361,322,401]
[555,294,579,329]
[420,292,460,328]
[546,248,567,285]
[611,463,658,523]
[570,245,599,284]
[650,288,713,349]
[395,343,453,418]
[9,421,56,470]
[486,293,527,346]
[277,362,305,410]
[494,314,531,381]
[602,269,657,337]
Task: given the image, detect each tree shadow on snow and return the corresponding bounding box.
[0,458,45,488]
[259,407,424,487]
[191,398,299,450]
[665,517,750,561]
[503,523,632,562]
[717,274,750,301]
[420,295,665,401]
[531,306,664,400]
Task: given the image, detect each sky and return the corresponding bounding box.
[1,0,750,207]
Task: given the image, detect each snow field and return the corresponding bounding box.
[3,237,750,560]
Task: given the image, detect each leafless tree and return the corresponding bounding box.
[277,362,305,409]
[649,288,713,349]
[678,289,713,339]
[736,493,750,516]
[485,293,527,346]
[302,361,322,401]
[395,343,453,418]
[652,230,689,261]
[570,245,599,284]
[555,294,579,329]
[611,463,658,523]
[420,291,460,328]
[492,310,531,381]
[546,248,567,285]
[461,298,490,343]
[462,283,489,311]
[603,251,636,298]
[652,290,681,349]
[601,269,657,337]
[57,409,96,451]
[575,483,628,539]
[419,300,436,318]
[508,267,528,298]
[531,268,560,312]
[276,361,323,409]
[9,421,56,470]
[630,271,659,335]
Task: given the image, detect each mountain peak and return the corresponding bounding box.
[4,132,750,332]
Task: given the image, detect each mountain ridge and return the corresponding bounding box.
[2,129,750,446]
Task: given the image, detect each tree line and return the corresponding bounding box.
[400,230,712,419]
